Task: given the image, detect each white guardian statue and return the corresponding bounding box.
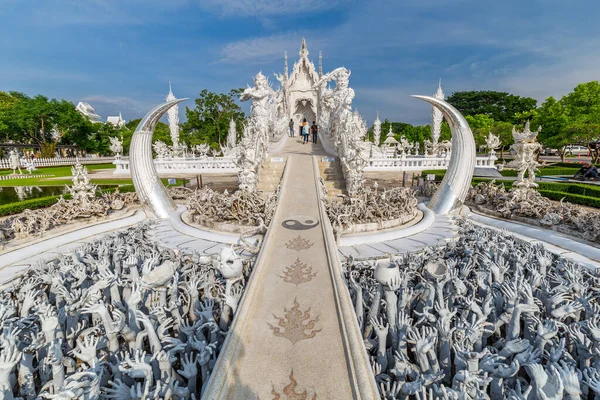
[109,136,123,158]
[8,150,22,175]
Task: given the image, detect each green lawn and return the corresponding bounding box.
[0,164,130,187]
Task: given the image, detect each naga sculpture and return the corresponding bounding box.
[130,99,186,219]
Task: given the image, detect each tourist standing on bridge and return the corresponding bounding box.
[311,121,318,144]
[302,119,309,144]
[289,118,294,137]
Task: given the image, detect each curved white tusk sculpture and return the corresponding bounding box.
[412,95,476,215]
[130,98,187,219]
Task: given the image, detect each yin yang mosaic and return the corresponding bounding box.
[281,215,320,230]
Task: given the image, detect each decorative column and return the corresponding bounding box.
[227,118,237,149]
[373,112,381,146]
[166,82,180,149]
[431,78,445,149]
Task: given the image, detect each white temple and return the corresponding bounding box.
[75,102,102,123]
[278,38,323,127]
[106,112,125,128]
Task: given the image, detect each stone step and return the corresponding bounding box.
[322,173,344,180]
[259,176,283,184]
[319,167,343,174]
[261,166,285,173]
[327,188,346,197]
[259,170,284,177]
[324,180,346,189]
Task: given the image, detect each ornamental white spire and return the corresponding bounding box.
[284,51,288,79]
[300,37,309,58]
[166,82,180,147]
[431,78,445,147]
[318,50,323,78]
[373,112,381,145]
[227,117,237,148]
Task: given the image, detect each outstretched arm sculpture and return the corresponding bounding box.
[130,98,187,219]
[412,95,476,215]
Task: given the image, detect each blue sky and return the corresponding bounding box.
[1,0,599,125]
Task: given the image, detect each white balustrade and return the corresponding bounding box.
[113,156,238,175]
[0,156,115,170]
[365,154,497,172]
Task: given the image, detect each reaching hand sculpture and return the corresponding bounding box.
[346,220,600,400]
[0,224,254,399]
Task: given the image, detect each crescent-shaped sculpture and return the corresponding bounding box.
[130,98,187,219]
[412,95,476,215]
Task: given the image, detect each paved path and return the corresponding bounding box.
[216,139,363,398]
[468,211,600,270]
[338,214,457,260]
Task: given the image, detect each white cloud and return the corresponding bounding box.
[80,95,149,118]
[200,0,347,17]
[218,33,328,64]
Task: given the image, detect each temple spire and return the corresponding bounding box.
[284,51,288,79]
[319,51,323,78]
[431,79,445,147]
[299,37,309,58]
[434,78,444,99]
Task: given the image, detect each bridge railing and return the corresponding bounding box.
[113,157,239,175]
[365,154,497,171]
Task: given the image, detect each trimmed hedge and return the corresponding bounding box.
[536,182,600,198]
[550,161,600,168]
[0,185,138,217]
[537,190,600,208]
[0,195,63,217]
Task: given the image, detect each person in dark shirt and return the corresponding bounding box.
[311,121,318,144]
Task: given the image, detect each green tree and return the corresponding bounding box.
[181,88,245,148]
[490,121,514,159]
[532,97,569,161]
[465,114,495,148]
[446,91,537,123]
[120,119,171,155]
[0,91,18,137]
[562,81,600,162]
[0,93,94,157]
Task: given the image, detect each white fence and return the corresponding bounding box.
[364,155,497,172]
[0,156,115,170]
[113,157,238,175]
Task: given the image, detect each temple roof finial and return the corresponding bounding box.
[434,78,445,99]
[300,37,309,58]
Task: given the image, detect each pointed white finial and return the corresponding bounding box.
[300,37,309,58]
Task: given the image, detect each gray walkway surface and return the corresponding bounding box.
[338,214,457,260]
[468,211,600,270]
[209,138,364,399]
